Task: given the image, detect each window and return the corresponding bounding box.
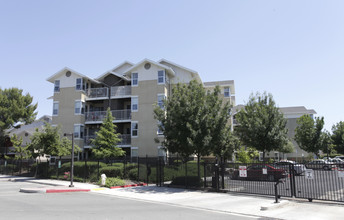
[131,147,138,157]
[259,152,263,161]
[158,146,166,157]
[75,101,85,114]
[157,121,164,135]
[224,87,230,97]
[132,73,138,86]
[158,70,165,84]
[131,97,138,112]
[74,125,84,139]
[53,102,59,116]
[131,122,138,137]
[76,78,85,91]
[54,80,60,92]
[157,94,166,109]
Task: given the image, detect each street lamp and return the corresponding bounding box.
[64,133,75,187]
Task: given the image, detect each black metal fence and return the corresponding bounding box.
[157,159,344,203]
[1,157,344,203]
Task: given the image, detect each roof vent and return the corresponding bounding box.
[66,71,71,77]
[144,63,151,70]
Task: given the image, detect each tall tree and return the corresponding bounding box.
[332,121,344,155]
[294,115,330,157]
[0,88,37,153]
[154,80,234,179]
[91,108,125,177]
[11,134,30,174]
[235,92,288,161]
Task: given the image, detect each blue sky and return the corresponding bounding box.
[0,0,343,131]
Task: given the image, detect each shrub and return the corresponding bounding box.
[171,176,202,187]
[99,177,125,188]
[99,166,123,178]
[128,168,138,180]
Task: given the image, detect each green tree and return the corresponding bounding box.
[235,92,288,161]
[279,140,295,159]
[0,88,37,151]
[154,80,234,179]
[11,134,30,174]
[236,147,259,163]
[331,121,344,155]
[294,115,330,157]
[91,108,125,177]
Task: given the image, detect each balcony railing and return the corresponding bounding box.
[84,134,131,146]
[85,109,131,122]
[111,86,131,97]
[86,87,109,99]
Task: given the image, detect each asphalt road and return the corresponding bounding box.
[0,179,261,220]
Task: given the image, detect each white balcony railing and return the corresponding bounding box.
[86,87,109,99]
[84,134,131,146]
[111,86,131,97]
[85,109,131,122]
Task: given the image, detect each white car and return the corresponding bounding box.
[274,160,306,176]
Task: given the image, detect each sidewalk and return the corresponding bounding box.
[3,175,343,220]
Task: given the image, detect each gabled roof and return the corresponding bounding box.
[46,67,100,84]
[96,61,134,81]
[279,106,317,115]
[123,58,176,77]
[158,59,198,74]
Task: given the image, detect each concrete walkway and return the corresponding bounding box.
[3,175,343,220]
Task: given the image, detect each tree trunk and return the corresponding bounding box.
[197,155,201,181]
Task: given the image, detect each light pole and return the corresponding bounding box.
[64,133,75,187]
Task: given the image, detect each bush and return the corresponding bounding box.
[171,176,202,187]
[128,168,138,180]
[99,177,125,188]
[99,166,123,178]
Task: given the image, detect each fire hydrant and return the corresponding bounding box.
[101,174,107,186]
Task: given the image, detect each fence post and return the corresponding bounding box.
[221,158,225,189]
[203,162,206,188]
[146,155,149,185]
[137,157,140,183]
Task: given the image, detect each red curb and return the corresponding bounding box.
[110,183,147,189]
[46,188,91,193]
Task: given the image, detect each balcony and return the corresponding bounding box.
[84,134,131,146]
[85,109,131,123]
[86,88,109,100]
[111,86,131,98]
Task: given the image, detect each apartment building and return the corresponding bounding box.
[47,59,235,158]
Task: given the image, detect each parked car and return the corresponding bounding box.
[334,156,344,160]
[328,158,344,168]
[305,159,335,170]
[232,164,288,182]
[274,160,306,176]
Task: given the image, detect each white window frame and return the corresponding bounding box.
[157,121,164,135]
[54,80,60,92]
[259,152,263,161]
[131,121,138,137]
[224,87,230,97]
[158,70,165,84]
[131,96,138,112]
[131,147,138,157]
[74,124,84,139]
[53,102,59,116]
[76,78,85,91]
[74,100,85,115]
[132,73,138,86]
[158,146,166,157]
[157,94,166,109]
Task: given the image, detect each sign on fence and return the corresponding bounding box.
[305,169,314,180]
[239,166,247,177]
[337,168,344,178]
[262,168,267,175]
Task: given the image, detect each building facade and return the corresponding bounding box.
[47,59,235,158]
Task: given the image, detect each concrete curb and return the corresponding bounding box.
[19,187,91,193]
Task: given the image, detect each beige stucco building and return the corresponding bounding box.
[47,59,235,158]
